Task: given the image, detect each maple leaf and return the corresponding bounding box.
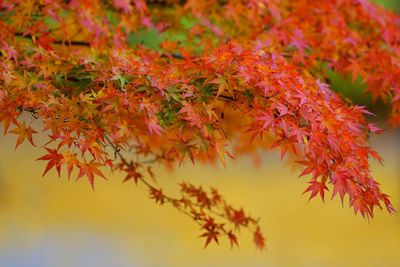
[122,162,143,184]
[10,122,37,149]
[61,151,78,179]
[351,195,372,218]
[227,231,238,248]
[0,109,19,135]
[214,138,234,166]
[76,160,106,189]
[253,227,266,250]
[210,187,222,205]
[209,75,232,96]
[202,217,218,231]
[367,123,384,134]
[178,103,203,128]
[381,194,396,214]
[331,173,348,205]
[145,116,163,135]
[345,59,366,82]
[149,188,165,205]
[303,180,329,202]
[37,148,64,177]
[200,227,220,248]
[256,81,271,97]
[229,208,248,229]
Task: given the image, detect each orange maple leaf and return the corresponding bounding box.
[76,160,106,189]
[10,122,37,149]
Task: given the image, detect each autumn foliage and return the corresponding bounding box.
[0,0,399,250]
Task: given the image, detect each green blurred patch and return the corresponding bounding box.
[326,70,371,106]
[127,16,218,54]
[371,0,400,11]
[180,16,198,29]
[127,17,198,50]
[43,17,59,30]
[106,10,119,27]
[326,68,390,119]
[127,28,162,50]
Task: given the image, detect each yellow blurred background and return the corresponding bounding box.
[0,127,400,266]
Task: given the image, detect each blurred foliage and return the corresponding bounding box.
[327,0,398,117]
[125,0,399,117]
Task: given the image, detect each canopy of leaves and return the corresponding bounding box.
[0,0,399,249]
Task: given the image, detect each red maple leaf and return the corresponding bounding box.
[253,227,266,250]
[37,148,63,177]
[303,180,329,202]
[200,227,220,248]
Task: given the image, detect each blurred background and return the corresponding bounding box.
[1,1,400,267]
[1,130,400,267]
